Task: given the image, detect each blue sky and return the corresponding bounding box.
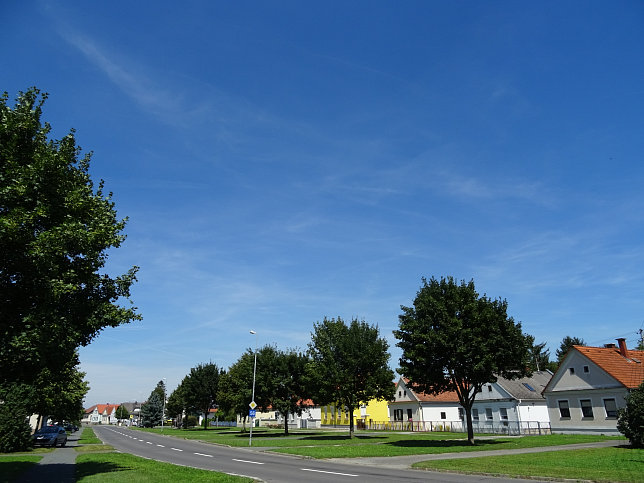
[3,1,644,406]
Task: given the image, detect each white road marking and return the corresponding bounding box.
[171,448,183,451]
[232,459,264,465]
[301,468,359,477]
[146,441,153,444]
[194,452,213,457]
[156,444,165,447]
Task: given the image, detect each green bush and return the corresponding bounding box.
[0,384,34,452]
[617,382,644,448]
[186,415,198,428]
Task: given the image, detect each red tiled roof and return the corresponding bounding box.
[574,345,644,389]
[402,378,460,403]
[85,403,120,415]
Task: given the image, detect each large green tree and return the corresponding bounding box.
[182,362,224,429]
[395,276,532,445]
[166,377,188,427]
[526,335,557,373]
[140,380,166,427]
[254,346,311,435]
[1,88,139,451]
[308,317,395,437]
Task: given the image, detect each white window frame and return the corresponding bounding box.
[485,408,493,420]
[472,408,479,421]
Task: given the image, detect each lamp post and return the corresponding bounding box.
[249,330,257,447]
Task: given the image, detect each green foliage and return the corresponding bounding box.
[308,317,395,437]
[218,351,254,430]
[0,383,34,452]
[115,405,130,420]
[617,382,644,448]
[0,87,140,437]
[185,415,198,428]
[182,363,224,429]
[395,276,532,444]
[254,346,311,435]
[556,336,586,362]
[526,335,557,372]
[141,384,165,428]
[166,379,187,423]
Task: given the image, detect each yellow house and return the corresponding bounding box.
[321,397,390,427]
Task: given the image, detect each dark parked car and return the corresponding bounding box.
[32,425,68,447]
[63,423,78,432]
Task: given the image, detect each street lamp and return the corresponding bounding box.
[249,330,257,447]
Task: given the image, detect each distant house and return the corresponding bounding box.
[543,338,644,434]
[472,371,552,434]
[238,400,321,429]
[83,404,120,425]
[320,395,391,429]
[389,377,462,431]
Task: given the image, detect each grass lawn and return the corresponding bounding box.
[79,427,103,445]
[75,452,253,482]
[413,446,644,483]
[0,455,42,483]
[134,427,623,458]
[272,434,625,458]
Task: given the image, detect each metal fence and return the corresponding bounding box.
[363,419,550,435]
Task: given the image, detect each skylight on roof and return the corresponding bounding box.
[522,383,536,392]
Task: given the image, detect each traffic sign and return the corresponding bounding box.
[249,401,257,409]
[249,409,256,417]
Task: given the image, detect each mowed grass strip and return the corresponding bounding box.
[75,452,254,482]
[413,446,644,483]
[0,455,42,483]
[272,434,624,458]
[79,427,103,445]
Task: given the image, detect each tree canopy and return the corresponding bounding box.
[395,276,532,445]
[556,336,586,363]
[254,345,311,435]
[218,350,254,431]
[182,362,224,429]
[308,317,394,437]
[0,88,140,389]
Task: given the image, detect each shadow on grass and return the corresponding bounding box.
[1,461,40,482]
[388,439,505,449]
[76,461,131,479]
[300,434,389,442]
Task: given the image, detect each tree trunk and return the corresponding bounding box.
[284,413,289,435]
[349,409,354,438]
[464,403,475,445]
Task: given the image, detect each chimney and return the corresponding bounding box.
[617,338,628,357]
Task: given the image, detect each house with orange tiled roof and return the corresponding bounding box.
[543,338,644,434]
[388,377,463,430]
[82,403,120,425]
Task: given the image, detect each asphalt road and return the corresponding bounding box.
[94,426,547,482]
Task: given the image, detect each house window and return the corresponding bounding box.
[522,383,536,392]
[603,398,618,418]
[472,408,479,421]
[393,409,403,421]
[583,365,589,373]
[580,399,594,418]
[440,412,446,420]
[487,385,493,392]
[407,409,413,421]
[458,408,464,420]
[558,400,570,418]
[499,408,508,420]
[485,408,493,420]
[569,367,575,375]
[398,390,401,398]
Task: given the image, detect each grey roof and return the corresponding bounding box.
[495,370,552,400]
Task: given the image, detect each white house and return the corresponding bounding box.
[389,378,463,431]
[472,371,552,434]
[83,404,120,425]
[543,338,644,434]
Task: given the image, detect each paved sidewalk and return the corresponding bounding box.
[16,434,78,483]
[326,439,625,469]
